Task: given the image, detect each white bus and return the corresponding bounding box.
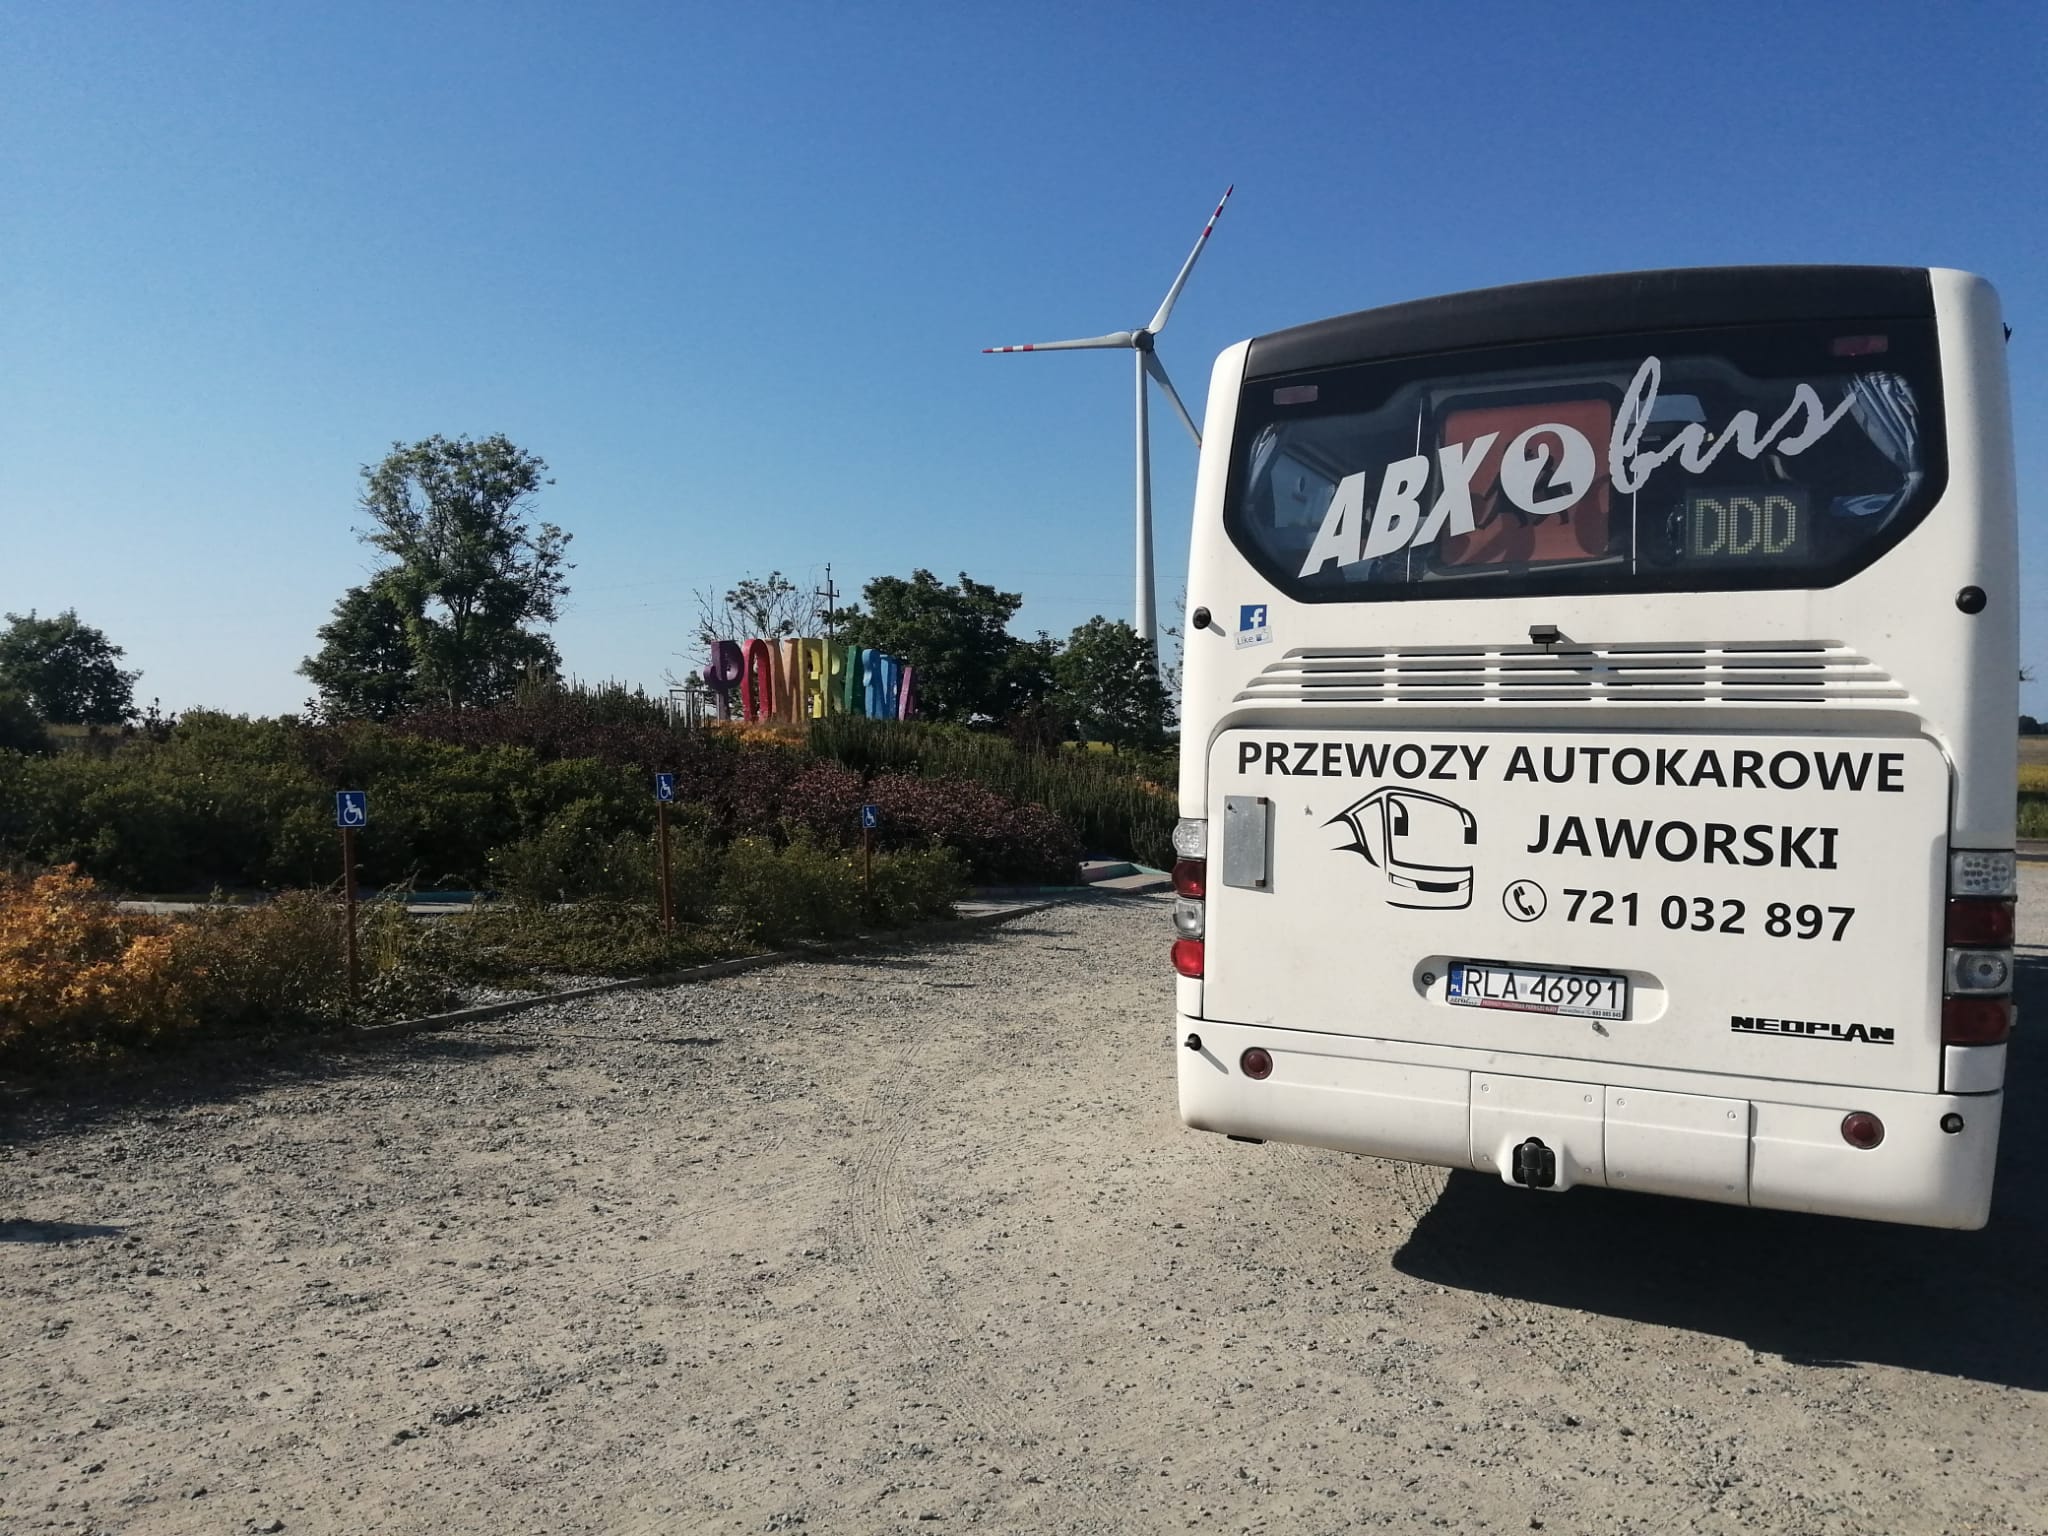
[1171,266,2019,1229]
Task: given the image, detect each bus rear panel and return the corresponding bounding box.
[1173,267,2017,1229]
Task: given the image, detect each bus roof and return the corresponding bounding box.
[1245,265,1939,380]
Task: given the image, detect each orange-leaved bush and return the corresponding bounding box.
[0,866,192,1063]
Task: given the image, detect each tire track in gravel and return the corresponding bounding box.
[836,978,1068,1493]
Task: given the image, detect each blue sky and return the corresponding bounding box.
[4,1,2045,715]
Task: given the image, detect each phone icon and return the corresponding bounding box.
[1502,879,1547,922]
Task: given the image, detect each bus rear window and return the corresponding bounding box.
[1226,320,1945,601]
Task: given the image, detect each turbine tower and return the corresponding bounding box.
[983,186,1232,656]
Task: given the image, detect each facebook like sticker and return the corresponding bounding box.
[1236,603,1273,649]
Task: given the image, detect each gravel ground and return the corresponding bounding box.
[3,884,2046,1535]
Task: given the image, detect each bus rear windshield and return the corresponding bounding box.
[1226,320,1946,602]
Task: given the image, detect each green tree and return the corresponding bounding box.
[0,686,48,754]
[0,609,140,725]
[694,571,814,653]
[300,581,421,721]
[325,434,572,712]
[1054,616,1170,751]
[830,570,1035,724]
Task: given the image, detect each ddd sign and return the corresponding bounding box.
[1683,490,1807,564]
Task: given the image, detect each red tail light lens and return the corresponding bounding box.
[1239,1047,1272,1079]
[1946,897,2015,946]
[1840,1111,1886,1150]
[1172,858,1207,898]
[1942,996,2013,1045]
[1171,938,1205,978]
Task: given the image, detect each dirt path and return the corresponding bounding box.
[4,887,2046,1535]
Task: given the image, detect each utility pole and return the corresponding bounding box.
[814,563,838,645]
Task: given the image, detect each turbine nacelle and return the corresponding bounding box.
[981,185,1234,655]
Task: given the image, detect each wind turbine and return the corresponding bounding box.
[983,185,1233,657]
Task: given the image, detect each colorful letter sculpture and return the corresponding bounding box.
[703,638,917,723]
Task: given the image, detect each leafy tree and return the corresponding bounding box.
[830,570,1035,724]
[1054,616,1170,751]
[693,571,815,654]
[319,434,571,712]
[0,686,48,754]
[0,609,139,725]
[300,581,422,721]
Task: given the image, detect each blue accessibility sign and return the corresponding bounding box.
[334,790,368,829]
[861,803,881,830]
[655,773,677,803]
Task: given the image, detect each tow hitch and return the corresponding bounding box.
[1511,1138,1558,1190]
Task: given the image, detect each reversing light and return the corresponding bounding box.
[1172,819,1208,860]
[1947,948,2014,994]
[1840,1111,1885,1150]
[1171,938,1205,978]
[1239,1047,1273,1080]
[1942,996,2013,1045]
[1172,897,1205,939]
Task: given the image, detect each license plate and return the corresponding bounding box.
[1446,961,1628,1021]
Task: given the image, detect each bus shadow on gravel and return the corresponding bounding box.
[1392,956,2048,1391]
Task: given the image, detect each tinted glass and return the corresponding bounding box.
[1226,320,1945,602]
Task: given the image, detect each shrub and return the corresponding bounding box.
[866,772,1082,884]
[439,900,721,982]
[168,890,355,1033]
[809,715,1172,868]
[0,867,189,1065]
[719,836,863,943]
[865,845,967,926]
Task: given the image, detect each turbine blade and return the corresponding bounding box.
[1146,184,1233,335]
[982,331,1134,353]
[1144,352,1202,446]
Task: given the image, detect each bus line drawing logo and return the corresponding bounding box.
[1329,787,1479,910]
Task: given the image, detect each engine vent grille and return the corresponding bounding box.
[1236,643,1908,706]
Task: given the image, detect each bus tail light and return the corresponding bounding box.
[1945,897,2015,946]
[1840,1111,1886,1150]
[1171,819,1207,978]
[1943,852,2015,1047]
[1942,997,2013,1046]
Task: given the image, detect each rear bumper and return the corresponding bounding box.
[1178,1017,2003,1230]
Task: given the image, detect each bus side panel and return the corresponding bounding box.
[1927,270,2018,846]
[1178,340,1251,821]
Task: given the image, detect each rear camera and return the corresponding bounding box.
[1239,1047,1273,1080]
[1956,586,1987,614]
[1940,1113,1966,1135]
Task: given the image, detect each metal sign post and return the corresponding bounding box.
[334,792,368,1003]
[655,775,677,937]
[860,802,880,901]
